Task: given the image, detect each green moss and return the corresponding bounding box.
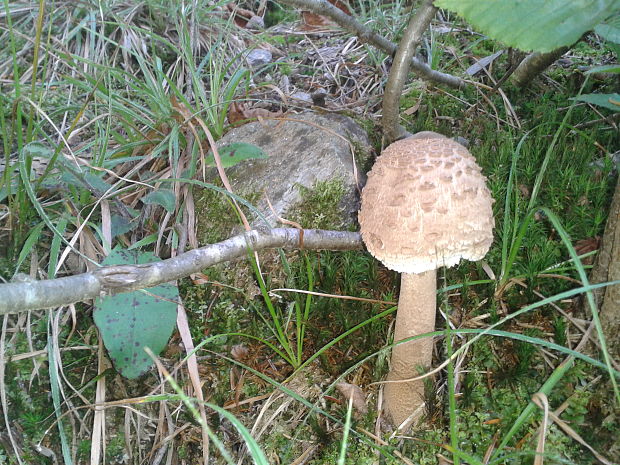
[105,435,127,463]
[264,2,296,28]
[193,185,261,245]
[289,178,348,230]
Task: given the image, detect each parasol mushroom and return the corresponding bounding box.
[358,131,494,428]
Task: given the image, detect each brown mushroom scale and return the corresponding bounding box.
[358,132,494,428]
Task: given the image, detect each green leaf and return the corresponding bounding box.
[48,216,68,278]
[433,0,619,52]
[23,142,52,157]
[586,64,620,74]
[94,249,179,379]
[595,13,620,43]
[206,142,268,168]
[573,93,620,111]
[84,173,114,194]
[60,169,114,195]
[14,222,46,275]
[142,189,176,213]
[128,233,159,250]
[110,212,139,238]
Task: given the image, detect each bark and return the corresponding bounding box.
[384,269,436,428]
[511,46,571,88]
[0,229,362,315]
[279,0,464,89]
[382,0,438,143]
[588,177,620,459]
[591,176,620,360]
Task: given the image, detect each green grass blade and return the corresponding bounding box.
[47,216,68,278]
[541,207,620,402]
[337,397,354,465]
[147,348,269,464]
[18,149,97,267]
[25,0,46,143]
[13,221,45,277]
[445,316,459,465]
[47,312,74,465]
[247,248,297,364]
[204,404,270,465]
[499,131,527,281]
[145,348,234,463]
[527,80,588,211]
[489,354,575,463]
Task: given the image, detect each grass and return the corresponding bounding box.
[1,0,619,464]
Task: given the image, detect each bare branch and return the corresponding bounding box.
[279,0,465,89]
[0,229,363,315]
[511,46,571,88]
[382,0,438,142]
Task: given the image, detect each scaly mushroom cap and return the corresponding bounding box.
[358,135,494,274]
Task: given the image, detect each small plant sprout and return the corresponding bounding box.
[358,131,495,428]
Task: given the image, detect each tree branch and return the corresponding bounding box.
[0,229,363,315]
[382,0,438,142]
[510,46,571,88]
[279,0,465,89]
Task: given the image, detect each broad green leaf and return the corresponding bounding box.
[22,143,115,194]
[433,0,619,52]
[23,142,52,157]
[586,64,620,74]
[206,142,268,168]
[142,189,176,213]
[595,14,620,43]
[94,249,179,379]
[110,212,139,238]
[59,165,115,195]
[84,173,115,194]
[573,93,620,111]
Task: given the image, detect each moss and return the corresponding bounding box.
[193,184,261,246]
[105,435,127,463]
[289,178,349,230]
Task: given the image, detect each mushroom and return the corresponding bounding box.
[358,131,494,428]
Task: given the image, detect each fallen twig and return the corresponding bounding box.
[279,0,465,89]
[0,229,363,315]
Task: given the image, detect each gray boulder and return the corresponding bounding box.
[195,111,371,245]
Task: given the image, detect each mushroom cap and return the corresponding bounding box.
[358,135,495,274]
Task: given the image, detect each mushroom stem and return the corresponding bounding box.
[384,269,437,428]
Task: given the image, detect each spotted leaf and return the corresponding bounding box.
[93,249,178,379]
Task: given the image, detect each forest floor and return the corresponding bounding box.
[0,2,619,465]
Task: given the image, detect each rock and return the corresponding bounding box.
[590,151,620,174]
[453,135,469,148]
[290,91,313,104]
[245,15,264,30]
[245,48,272,68]
[195,111,371,245]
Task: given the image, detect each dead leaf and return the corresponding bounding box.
[226,4,262,29]
[227,102,283,126]
[231,344,250,361]
[403,101,421,116]
[190,272,210,285]
[466,50,504,76]
[301,0,351,31]
[518,184,530,199]
[335,382,368,414]
[574,236,600,264]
